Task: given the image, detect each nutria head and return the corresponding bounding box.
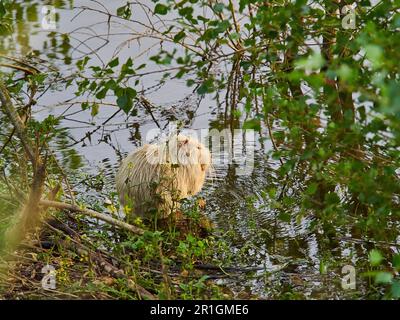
[146,134,212,172]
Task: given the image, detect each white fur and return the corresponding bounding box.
[116,134,211,219]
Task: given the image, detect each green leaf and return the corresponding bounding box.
[178,7,194,17]
[91,103,99,117]
[392,13,400,28]
[393,254,400,271]
[213,3,225,13]
[105,79,116,90]
[277,212,291,222]
[95,88,108,99]
[296,52,325,71]
[374,272,393,284]
[337,64,356,83]
[126,87,137,98]
[0,2,6,18]
[117,94,129,111]
[117,4,132,19]
[243,119,261,131]
[116,6,125,16]
[364,44,383,69]
[391,281,400,298]
[319,261,328,274]
[107,57,119,68]
[173,30,186,42]
[369,249,383,267]
[81,102,89,110]
[306,183,318,195]
[154,3,168,15]
[216,20,230,33]
[116,87,136,113]
[77,56,90,71]
[197,80,214,94]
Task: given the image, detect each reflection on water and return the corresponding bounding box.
[0,0,375,299]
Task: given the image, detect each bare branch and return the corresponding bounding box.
[39,199,145,235]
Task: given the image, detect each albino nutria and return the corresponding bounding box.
[116,134,211,220]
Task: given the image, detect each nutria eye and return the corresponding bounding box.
[184,139,189,144]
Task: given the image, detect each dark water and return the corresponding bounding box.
[1,0,386,299]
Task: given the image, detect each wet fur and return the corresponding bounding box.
[116,134,211,219]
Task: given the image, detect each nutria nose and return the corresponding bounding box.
[186,152,190,156]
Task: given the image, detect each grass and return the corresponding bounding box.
[0,196,233,300]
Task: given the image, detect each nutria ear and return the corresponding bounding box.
[201,164,207,171]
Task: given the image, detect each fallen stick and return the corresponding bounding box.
[39,199,144,236]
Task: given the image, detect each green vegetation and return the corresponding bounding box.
[1,0,400,299]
